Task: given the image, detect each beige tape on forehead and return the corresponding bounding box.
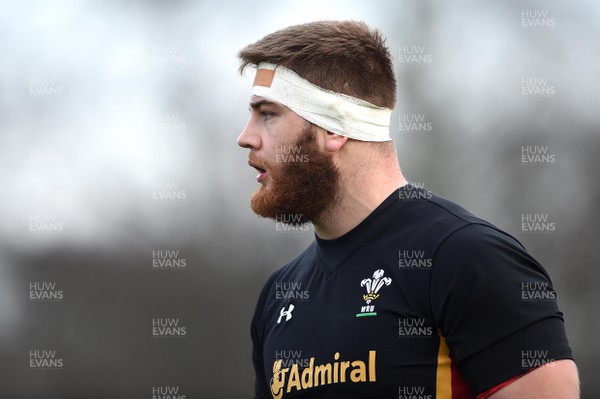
[251,62,392,142]
[253,69,275,88]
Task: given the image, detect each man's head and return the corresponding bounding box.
[239,20,396,109]
[237,20,398,226]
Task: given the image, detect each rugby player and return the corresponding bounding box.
[236,20,579,399]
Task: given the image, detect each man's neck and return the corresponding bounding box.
[313,166,407,240]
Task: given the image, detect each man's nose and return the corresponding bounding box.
[237,118,261,150]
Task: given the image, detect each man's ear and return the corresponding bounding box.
[322,130,348,153]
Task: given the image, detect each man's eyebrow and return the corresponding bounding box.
[249,100,279,110]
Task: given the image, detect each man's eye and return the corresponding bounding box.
[262,112,274,121]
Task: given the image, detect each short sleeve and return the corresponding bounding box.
[431,223,573,394]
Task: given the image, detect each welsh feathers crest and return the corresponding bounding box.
[361,269,392,304]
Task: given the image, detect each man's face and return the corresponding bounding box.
[237,96,339,225]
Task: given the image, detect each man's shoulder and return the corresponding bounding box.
[392,188,493,236]
[414,190,489,225]
[424,192,525,249]
[386,188,526,256]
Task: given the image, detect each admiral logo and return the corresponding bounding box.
[270,351,376,399]
[398,46,432,64]
[29,349,63,370]
[398,183,432,201]
[398,318,433,338]
[398,250,432,270]
[521,146,556,165]
[152,386,186,399]
[521,282,556,302]
[521,350,555,370]
[29,145,63,163]
[29,76,63,96]
[521,77,556,97]
[29,213,63,232]
[152,181,187,201]
[356,269,391,318]
[152,113,187,132]
[399,114,432,133]
[152,250,187,270]
[521,9,556,28]
[152,318,187,338]
[29,281,63,302]
[275,282,309,301]
[399,386,432,399]
[521,213,556,233]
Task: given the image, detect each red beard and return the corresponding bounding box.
[250,126,340,226]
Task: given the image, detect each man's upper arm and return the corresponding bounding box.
[488,359,579,399]
[431,223,574,395]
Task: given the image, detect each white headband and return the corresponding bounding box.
[251,63,392,142]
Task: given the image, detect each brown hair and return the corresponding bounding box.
[239,20,396,109]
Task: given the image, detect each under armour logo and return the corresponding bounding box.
[277,304,295,324]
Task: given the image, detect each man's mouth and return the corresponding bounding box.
[248,160,268,183]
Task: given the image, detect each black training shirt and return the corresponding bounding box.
[251,186,572,398]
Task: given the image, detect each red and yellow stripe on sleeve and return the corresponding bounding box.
[436,335,475,399]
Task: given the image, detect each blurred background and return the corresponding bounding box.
[0,0,598,397]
